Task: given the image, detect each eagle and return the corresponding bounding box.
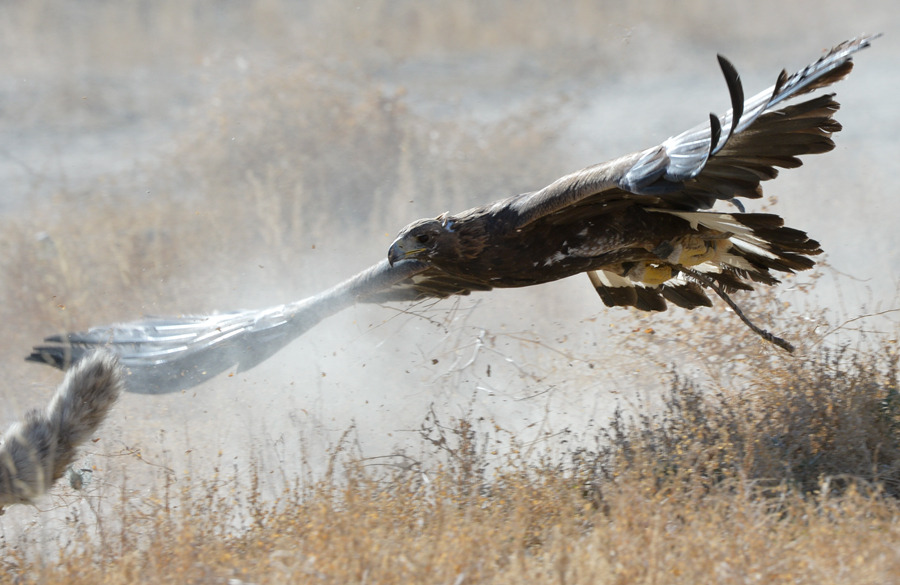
[27,36,877,392]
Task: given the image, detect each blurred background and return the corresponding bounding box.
[0,0,896,536]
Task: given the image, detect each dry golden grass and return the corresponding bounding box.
[2,341,899,583]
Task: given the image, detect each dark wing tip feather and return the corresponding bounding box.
[26,346,76,370]
[716,54,744,143]
[636,35,877,209]
[709,113,722,154]
[773,69,790,96]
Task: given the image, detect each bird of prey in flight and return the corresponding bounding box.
[27,36,878,392]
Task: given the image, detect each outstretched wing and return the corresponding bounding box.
[27,259,429,392]
[361,267,495,303]
[508,35,877,226]
[365,36,876,304]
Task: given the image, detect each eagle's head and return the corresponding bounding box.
[388,213,456,266]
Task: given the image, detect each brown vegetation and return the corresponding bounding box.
[2,340,899,583]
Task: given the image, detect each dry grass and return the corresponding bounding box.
[2,340,899,583]
[2,1,899,583]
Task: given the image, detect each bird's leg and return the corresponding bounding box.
[636,235,731,286]
[654,235,731,267]
[679,237,730,266]
[678,265,795,352]
[626,262,673,285]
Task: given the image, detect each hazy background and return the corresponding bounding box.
[0,0,896,535]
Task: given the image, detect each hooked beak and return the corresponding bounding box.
[388,238,424,267]
[387,241,403,266]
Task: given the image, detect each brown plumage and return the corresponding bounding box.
[382,49,866,317]
[27,37,877,389]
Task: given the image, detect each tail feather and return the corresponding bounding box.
[661,282,713,309]
[700,267,757,292]
[588,207,822,320]
[633,286,668,312]
[588,270,642,308]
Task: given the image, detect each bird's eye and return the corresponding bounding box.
[416,234,431,244]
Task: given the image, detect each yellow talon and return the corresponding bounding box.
[640,263,672,285]
[679,245,715,266]
[677,237,729,266]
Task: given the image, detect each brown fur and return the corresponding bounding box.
[1,350,122,510]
